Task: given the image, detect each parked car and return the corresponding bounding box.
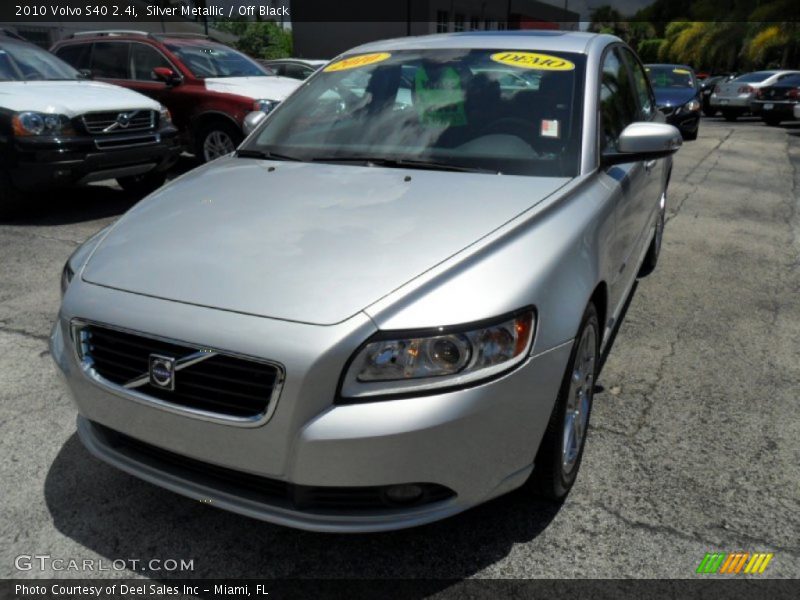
[258,58,327,80]
[52,31,681,532]
[0,34,180,218]
[750,73,800,126]
[51,31,301,162]
[645,64,701,140]
[698,74,736,117]
[710,70,800,121]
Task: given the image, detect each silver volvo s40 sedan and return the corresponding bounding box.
[51,31,681,532]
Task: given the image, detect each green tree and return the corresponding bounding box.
[214,21,292,60]
[637,39,664,63]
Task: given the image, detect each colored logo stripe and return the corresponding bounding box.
[744,553,773,574]
[697,552,774,574]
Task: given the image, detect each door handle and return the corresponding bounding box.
[644,160,657,172]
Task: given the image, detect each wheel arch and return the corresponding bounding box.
[588,281,608,344]
[191,111,242,138]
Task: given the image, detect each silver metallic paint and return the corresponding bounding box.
[51,31,677,531]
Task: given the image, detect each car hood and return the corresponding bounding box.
[652,88,697,108]
[204,76,301,101]
[82,158,569,325]
[0,80,160,115]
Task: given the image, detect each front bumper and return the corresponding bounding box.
[662,109,700,135]
[5,126,180,191]
[50,282,571,532]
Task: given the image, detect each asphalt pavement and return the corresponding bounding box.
[1,120,799,581]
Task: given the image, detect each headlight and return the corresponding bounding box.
[159,105,172,124]
[60,261,75,298]
[12,111,75,136]
[253,99,278,113]
[679,99,701,114]
[340,309,535,400]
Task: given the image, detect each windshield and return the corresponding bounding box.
[735,71,777,83]
[646,66,696,89]
[241,49,584,177]
[0,39,78,81]
[166,41,269,78]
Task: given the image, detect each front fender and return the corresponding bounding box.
[364,174,616,355]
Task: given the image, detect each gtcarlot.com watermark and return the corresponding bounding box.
[15,554,194,573]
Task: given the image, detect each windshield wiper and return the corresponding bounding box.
[310,156,498,174]
[237,149,303,162]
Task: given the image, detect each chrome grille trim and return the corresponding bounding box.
[70,319,285,428]
[81,110,157,135]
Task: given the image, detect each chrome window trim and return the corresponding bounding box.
[69,318,286,428]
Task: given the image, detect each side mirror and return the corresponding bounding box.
[602,122,682,167]
[242,111,267,136]
[152,67,181,86]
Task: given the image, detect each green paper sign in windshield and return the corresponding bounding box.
[414,66,467,127]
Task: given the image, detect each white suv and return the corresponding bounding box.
[0,34,181,218]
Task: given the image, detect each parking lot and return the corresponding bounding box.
[1,117,799,580]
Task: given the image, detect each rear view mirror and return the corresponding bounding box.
[152,67,181,86]
[602,122,682,167]
[243,111,267,136]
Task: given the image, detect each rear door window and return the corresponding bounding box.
[91,42,129,79]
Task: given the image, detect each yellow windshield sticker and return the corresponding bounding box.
[490,51,575,71]
[324,52,391,72]
[673,68,691,75]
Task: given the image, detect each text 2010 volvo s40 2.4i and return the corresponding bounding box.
[52,32,681,532]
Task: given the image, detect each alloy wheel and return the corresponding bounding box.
[203,130,236,161]
[561,323,597,475]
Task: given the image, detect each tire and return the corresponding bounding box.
[525,303,600,501]
[195,120,243,163]
[702,107,717,117]
[722,109,738,122]
[116,170,167,196]
[762,115,782,126]
[638,189,666,278]
[0,170,25,220]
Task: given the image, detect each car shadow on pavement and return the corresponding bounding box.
[4,156,199,227]
[44,433,561,585]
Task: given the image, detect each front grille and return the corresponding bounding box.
[77,324,281,419]
[94,422,456,514]
[81,110,157,135]
[658,106,675,117]
[94,134,160,150]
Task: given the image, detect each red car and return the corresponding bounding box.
[52,31,300,161]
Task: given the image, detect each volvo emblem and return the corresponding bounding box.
[149,354,176,390]
[116,112,133,128]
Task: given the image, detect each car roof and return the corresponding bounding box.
[264,58,326,65]
[645,64,695,72]
[55,31,224,46]
[349,31,617,56]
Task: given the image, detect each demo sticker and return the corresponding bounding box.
[324,52,391,72]
[490,52,575,71]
